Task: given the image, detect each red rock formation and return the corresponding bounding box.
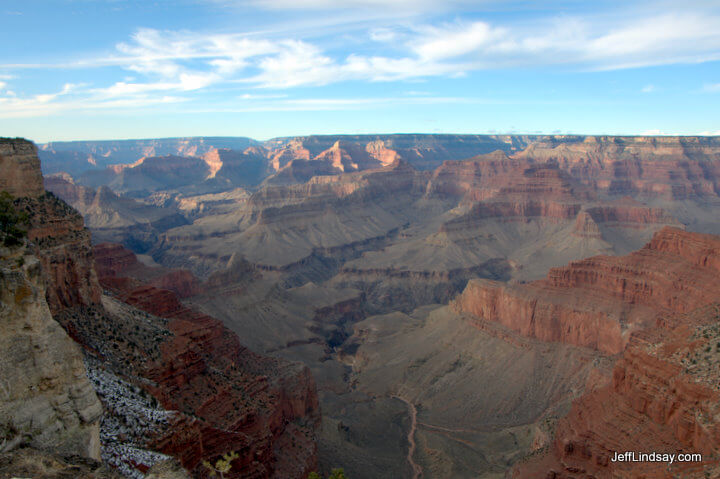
[16,193,103,312]
[92,243,320,478]
[572,211,602,238]
[585,204,679,227]
[454,228,720,354]
[473,227,720,478]
[93,243,204,298]
[515,136,720,200]
[511,305,720,479]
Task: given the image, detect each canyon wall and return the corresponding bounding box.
[454,227,720,354]
[92,242,321,478]
[0,138,45,198]
[0,249,102,460]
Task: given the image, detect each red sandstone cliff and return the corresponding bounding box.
[454,227,720,355]
[514,136,720,200]
[455,227,720,478]
[510,304,720,479]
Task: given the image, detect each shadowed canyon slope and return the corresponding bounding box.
[12,134,720,478]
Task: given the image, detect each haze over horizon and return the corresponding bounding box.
[2,0,720,142]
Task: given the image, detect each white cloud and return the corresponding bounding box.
[2,7,720,119]
[412,22,504,61]
[369,28,397,42]
[704,83,720,92]
[641,84,656,93]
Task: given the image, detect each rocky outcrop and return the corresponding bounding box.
[454,227,720,354]
[93,243,204,298]
[15,193,103,313]
[511,305,720,479]
[572,211,602,238]
[3,138,321,478]
[585,204,679,227]
[488,228,720,478]
[515,136,720,200]
[0,249,102,460]
[91,243,321,478]
[44,175,188,253]
[0,138,45,198]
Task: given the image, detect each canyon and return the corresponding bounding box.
[0,139,320,479]
[2,134,720,478]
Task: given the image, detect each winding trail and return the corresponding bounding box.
[392,395,423,479]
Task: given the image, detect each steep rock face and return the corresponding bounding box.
[515,136,720,200]
[202,147,269,187]
[0,250,103,460]
[454,278,628,354]
[91,244,321,478]
[437,162,594,229]
[511,305,720,479]
[426,151,528,201]
[93,243,204,298]
[0,138,45,198]
[454,227,720,354]
[15,193,103,313]
[572,211,602,238]
[584,204,680,227]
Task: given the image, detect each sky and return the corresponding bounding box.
[1,0,719,143]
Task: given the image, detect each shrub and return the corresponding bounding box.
[0,191,29,247]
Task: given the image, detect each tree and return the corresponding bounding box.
[0,192,28,247]
[328,469,347,479]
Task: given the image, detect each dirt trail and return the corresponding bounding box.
[392,395,423,479]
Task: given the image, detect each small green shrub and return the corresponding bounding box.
[0,191,29,247]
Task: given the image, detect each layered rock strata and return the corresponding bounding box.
[454,227,720,354]
[90,243,321,478]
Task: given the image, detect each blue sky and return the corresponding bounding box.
[1,0,719,142]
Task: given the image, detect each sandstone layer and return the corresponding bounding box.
[454,227,720,354]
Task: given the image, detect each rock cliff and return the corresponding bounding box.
[511,304,720,479]
[454,227,720,354]
[90,242,321,478]
[0,248,102,460]
[515,136,720,200]
[0,138,45,198]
